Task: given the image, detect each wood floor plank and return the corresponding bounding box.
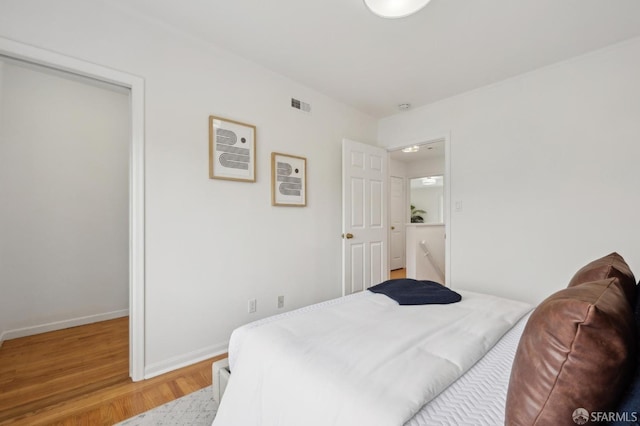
[390,268,407,279]
[0,317,226,425]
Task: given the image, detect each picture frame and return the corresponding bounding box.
[271,152,307,207]
[209,115,256,182]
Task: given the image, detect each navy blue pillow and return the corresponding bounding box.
[610,282,640,426]
[368,279,461,305]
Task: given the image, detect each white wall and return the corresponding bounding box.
[406,156,444,178]
[0,0,377,375]
[389,159,408,179]
[0,59,130,342]
[379,37,640,304]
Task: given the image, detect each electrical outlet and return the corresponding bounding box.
[277,295,284,309]
[248,299,257,313]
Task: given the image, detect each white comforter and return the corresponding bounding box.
[213,290,531,426]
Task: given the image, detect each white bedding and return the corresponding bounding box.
[213,290,531,426]
[406,312,530,425]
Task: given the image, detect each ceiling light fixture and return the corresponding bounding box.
[422,177,437,185]
[364,0,432,19]
[402,145,420,153]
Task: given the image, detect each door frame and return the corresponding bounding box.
[0,37,146,381]
[388,175,406,270]
[386,133,451,286]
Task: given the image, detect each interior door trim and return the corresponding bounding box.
[0,37,147,381]
[386,133,451,287]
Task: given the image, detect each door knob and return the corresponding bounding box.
[391,226,395,230]
[342,233,354,239]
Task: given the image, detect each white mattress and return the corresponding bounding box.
[224,292,531,425]
[406,312,530,426]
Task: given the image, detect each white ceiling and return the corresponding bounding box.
[389,139,444,163]
[410,175,443,189]
[112,0,640,118]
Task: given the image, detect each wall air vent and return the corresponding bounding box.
[291,98,311,113]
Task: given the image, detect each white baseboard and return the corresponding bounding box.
[144,342,228,380]
[1,309,129,342]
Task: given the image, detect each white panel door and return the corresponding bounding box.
[342,139,388,295]
[389,176,405,270]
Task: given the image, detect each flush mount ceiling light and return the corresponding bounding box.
[421,177,437,185]
[364,0,432,19]
[402,145,420,153]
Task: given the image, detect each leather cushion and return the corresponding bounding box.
[610,283,640,425]
[568,252,636,304]
[505,278,635,426]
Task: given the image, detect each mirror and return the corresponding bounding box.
[410,175,444,224]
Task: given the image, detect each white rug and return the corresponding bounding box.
[116,387,218,426]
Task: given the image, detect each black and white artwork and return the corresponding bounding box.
[209,116,256,182]
[271,152,307,206]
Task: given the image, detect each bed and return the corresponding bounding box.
[212,253,640,426]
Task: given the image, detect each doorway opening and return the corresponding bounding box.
[0,37,145,380]
[387,136,450,286]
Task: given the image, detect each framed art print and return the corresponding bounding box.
[271,152,307,207]
[209,115,256,182]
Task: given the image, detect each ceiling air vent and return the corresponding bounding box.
[291,98,311,113]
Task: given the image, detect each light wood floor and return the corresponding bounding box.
[390,268,406,279]
[0,317,226,425]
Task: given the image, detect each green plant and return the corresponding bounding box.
[410,204,426,223]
